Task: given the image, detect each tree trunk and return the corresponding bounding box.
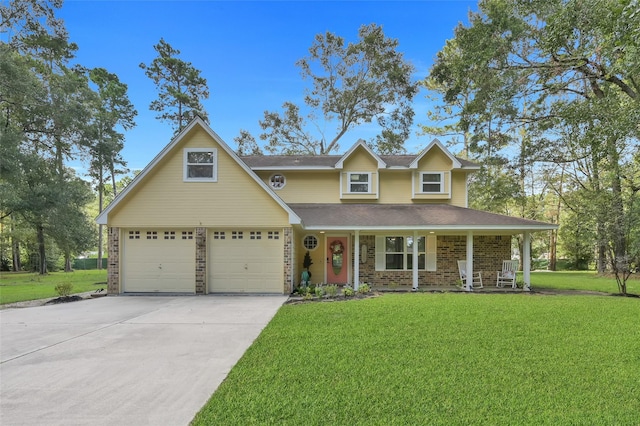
[64,253,72,272]
[10,216,22,272]
[37,224,47,275]
[97,166,104,270]
[549,233,556,270]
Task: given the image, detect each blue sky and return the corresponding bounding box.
[60,0,477,173]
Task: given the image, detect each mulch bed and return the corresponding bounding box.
[45,295,84,305]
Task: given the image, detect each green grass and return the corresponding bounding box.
[530,270,640,294]
[0,270,107,304]
[193,293,640,425]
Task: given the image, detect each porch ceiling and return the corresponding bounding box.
[288,203,557,232]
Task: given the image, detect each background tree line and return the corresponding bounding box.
[1,0,638,295]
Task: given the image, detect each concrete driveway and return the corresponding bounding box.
[0,295,287,426]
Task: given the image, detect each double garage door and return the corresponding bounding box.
[122,228,284,294]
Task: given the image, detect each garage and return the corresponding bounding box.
[208,229,284,293]
[122,229,196,293]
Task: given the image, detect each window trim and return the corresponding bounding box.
[347,172,372,194]
[303,234,319,251]
[183,148,217,182]
[375,235,429,271]
[269,173,286,190]
[419,172,444,194]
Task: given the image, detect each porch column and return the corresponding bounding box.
[354,230,360,290]
[466,231,473,292]
[523,232,531,291]
[412,230,419,290]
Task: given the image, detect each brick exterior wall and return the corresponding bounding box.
[195,227,206,294]
[357,234,510,289]
[284,227,293,294]
[107,227,120,294]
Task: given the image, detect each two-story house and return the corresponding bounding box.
[97,117,555,295]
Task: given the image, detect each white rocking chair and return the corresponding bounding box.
[457,260,483,289]
[496,260,519,288]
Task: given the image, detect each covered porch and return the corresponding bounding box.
[289,204,557,292]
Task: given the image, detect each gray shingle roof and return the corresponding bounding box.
[240,155,479,169]
[288,203,556,231]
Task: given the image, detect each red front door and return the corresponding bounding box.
[326,236,348,284]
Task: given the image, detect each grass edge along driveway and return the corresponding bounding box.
[193,293,640,425]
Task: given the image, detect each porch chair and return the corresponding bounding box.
[496,260,519,288]
[457,260,483,289]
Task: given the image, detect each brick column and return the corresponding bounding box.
[195,227,207,294]
[107,227,120,294]
[283,227,293,294]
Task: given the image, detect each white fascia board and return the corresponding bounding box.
[95,117,302,226]
[249,166,336,171]
[410,138,462,169]
[301,224,558,232]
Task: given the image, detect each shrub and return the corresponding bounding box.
[314,285,325,298]
[357,283,371,294]
[54,282,74,297]
[325,284,338,298]
[342,285,355,297]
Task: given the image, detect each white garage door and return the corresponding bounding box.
[208,229,284,293]
[123,229,195,293]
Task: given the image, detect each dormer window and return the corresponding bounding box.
[184,148,217,182]
[421,172,443,193]
[348,173,371,193]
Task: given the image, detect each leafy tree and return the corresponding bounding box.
[87,67,136,268]
[428,0,640,293]
[234,130,263,156]
[140,38,209,134]
[238,24,418,155]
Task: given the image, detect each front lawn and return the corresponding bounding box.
[530,270,639,294]
[193,293,640,425]
[0,270,107,305]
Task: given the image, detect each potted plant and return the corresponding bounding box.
[301,250,313,287]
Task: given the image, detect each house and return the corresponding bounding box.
[96,117,556,295]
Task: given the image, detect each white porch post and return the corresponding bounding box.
[466,231,474,292]
[412,230,419,291]
[523,232,531,291]
[354,230,360,290]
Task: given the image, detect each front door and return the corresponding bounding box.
[326,236,348,284]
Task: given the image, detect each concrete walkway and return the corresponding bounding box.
[0,295,287,426]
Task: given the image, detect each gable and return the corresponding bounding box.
[342,145,380,170]
[100,120,297,227]
[416,147,454,170]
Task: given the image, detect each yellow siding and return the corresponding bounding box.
[294,231,325,285]
[378,171,413,203]
[108,127,290,227]
[342,146,378,170]
[450,172,468,207]
[416,147,453,170]
[255,170,340,203]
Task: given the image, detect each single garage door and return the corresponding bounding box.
[122,229,195,293]
[209,229,284,293]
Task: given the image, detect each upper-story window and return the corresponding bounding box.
[421,172,443,193]
[269,174,286,189]
[184,148,217,182]
[348,172,371,193]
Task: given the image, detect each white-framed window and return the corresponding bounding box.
[184,148,217,182]
[269,174,286,189]
[420,172,444,193]
[303,235,318,250]
[348,172,371,193]
[375,235,436,271]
